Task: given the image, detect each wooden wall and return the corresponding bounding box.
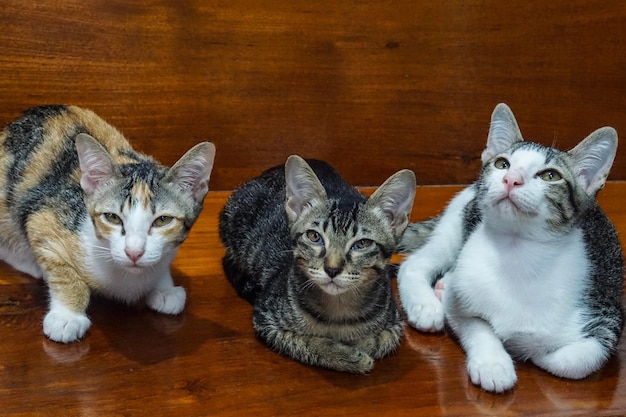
[1,1,625,190]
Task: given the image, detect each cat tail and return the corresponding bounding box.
[396,216,440,253]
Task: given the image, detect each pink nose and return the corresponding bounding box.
[503,171,524,193]
[125,248,144,263]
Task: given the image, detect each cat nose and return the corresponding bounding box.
[324,266,343,278]
[125,247,144,263]
[503,171,524,192]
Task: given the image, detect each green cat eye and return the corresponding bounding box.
[494,157,510,170]
[352,239,373,251]
[103,213,122,225]
[153,215,174,227]
[538,169,562,182]
[305,230,323,245]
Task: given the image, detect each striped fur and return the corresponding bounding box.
[219,156,415,373]
[0,105,215,343]
[398,103,623,392]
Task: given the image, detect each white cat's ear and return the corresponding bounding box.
[482,103,524,164]
[284,155,327,223]
[569,127,618,196]
[366,169,416,237]
[166,142,216,203]
[76,133,115,194]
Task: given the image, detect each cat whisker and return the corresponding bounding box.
[297,278,318,294]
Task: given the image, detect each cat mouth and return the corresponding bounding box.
[496,196,538,217]
[498,196,520,209]
[124,264,146,274]
[316,280,349,296]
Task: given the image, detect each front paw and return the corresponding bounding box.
[146,286,186,315]
[330,346,375,374]
[358,326,404,360]
[43,308,91,343]
[404,293,444,332]
[467,350,517,393]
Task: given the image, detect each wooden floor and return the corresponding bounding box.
[2,183,626,416]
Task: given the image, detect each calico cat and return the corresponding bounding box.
[398,103,624,392]
[0,105,215,343]
[219,155,416,373]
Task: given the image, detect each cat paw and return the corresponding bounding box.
[321,343,375,374]
[467,351,517,393]
[146,286,186,315]
[356,326,404,360]
[43,308,91,343]
[338,349,375,374]
[404,294,444,332]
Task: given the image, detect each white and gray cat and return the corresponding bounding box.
[398,103,624,392]
[0,105,215,343]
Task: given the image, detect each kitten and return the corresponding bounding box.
[0,105,215,343]
[219,155,416,373]
[398,103,624,392]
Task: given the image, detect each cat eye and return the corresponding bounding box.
[352,239,373,251]
[494,157,510,170]
[103,213,122,225]
[538,169,562,182]
[153,215,174,227]
[305,230,324,245]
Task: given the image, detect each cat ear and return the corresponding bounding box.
[75,133,115,194]
[482,103,524,164]
[568,127,618,196]
[366,169,416,237]
[165,142,216,203]
[284,155,327,222]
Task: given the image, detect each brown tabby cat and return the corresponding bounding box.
[220,155,416,373]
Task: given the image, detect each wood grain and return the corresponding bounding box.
[1,183,626,416]
[0,1,625,190]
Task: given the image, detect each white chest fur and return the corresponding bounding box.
[447,224,589,351]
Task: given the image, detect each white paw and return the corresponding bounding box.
[43,308,91,343]
[404,293,444,332]
[146,286,186,315]
[467,350,517,393]
[532,338,608,379]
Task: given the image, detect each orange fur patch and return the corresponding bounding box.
[26,209,96,313]
[131,181,154,209]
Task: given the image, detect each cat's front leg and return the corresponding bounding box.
[449,315,517,393]
[356,322,404,360]
[145,272,186,315]
[44,282,91,343]
[398,256,445,332]
[28,217,92,343]
[255,324,374,374]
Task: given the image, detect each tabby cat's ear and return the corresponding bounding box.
[284,155,327,223]
[76,133,115,195]
[482,103,524,164]
[569,127,618,196]
[366,169,416,237]
[165,142,216,203]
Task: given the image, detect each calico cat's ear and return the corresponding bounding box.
[165,142,216,203]
[76,133,115,195]
[482,103,524,164]
[366,169,416,237]
[569,127,618,196]
[284,155,327,223]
